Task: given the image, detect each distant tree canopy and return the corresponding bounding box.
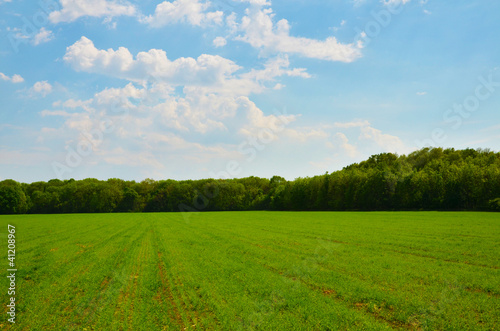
[1,148,499,214]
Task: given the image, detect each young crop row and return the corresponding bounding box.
[0,212,498,330]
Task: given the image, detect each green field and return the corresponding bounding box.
[1,212,499,330]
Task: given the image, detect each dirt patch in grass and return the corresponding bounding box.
[465,287,500,298]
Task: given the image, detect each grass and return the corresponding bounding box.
[0,211,499,330]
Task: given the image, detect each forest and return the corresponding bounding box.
[1,147,500,214]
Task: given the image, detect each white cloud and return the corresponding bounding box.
[11,75,24,83]
[284,128,329,143]
[333,120,370,129]
[40,81,413,180]
[49,0,137,23]
[236,97,329,145]
[32,81,53,97]
[64,37,135,72]
[234,6,361,62]
[32,28,54,46]
[238,96,296,135]
[6,27,54,47]
[64,37,240,87]
[238,0,270,6]
[63,99,92,109]
[331,19,347,32]
[240,54,311,82]
[359,126,407,153]
[41,78,329,177]
[334,132,358,157]
[0,72,24,83]
[329,120,410,155]
[141,0,223,27]
[213,36,227,47]
[41,110,72,117]
[53,37,328,174]
[64,37,309,96]
[417,91,427,96]
[382,0,411,6]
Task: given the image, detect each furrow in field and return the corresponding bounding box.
[182,214,495,330]
[1,212,498,330]
[464,286,500,298]
[19,218,137,292]
[113,241,140,328]
[300,234,499,270]
[379,247,500,270]
[150,221,185,329]
[214,231,415,330]
[62,219,146,330]
[74,238,145,328]
[211,221,500,303]
[156,251,183,327]
[19,220,109,255]
[168,216,395,330]
[259,261,414,330]
[302,233,499,271]
[159,218,225,329]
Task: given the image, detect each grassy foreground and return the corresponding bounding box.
[0,212,499,330]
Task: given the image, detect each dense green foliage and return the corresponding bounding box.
[1,148,500,214]
[1,212,498,329]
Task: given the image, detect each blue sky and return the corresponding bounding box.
[0,0,499,183]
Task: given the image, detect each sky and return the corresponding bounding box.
[0,0,499,183]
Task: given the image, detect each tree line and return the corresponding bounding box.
[1,148,499,214]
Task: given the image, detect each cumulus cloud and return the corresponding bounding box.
[329,120,409,156]
[238,0,270,5]
[142,0,223,27]
[233,6,361,62]
[32,28,54,46]
[333,120,370,129]
[49,0,137,23]
[54,34,334,175]
[238,96,296,135]
[334,132,359,157]
[64,37,240,86]
[240,54,311,82]
[213,36,227,47]
[62,37,314,145]
[359,125,407,153]
[41,77,328,177]
[41,110,72,117]
[382,0,411,6]
[31,81,53,97]
[6,27,54,47]
[0,72,24,83]
[63,37,310,95]
[39,83,409,179]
